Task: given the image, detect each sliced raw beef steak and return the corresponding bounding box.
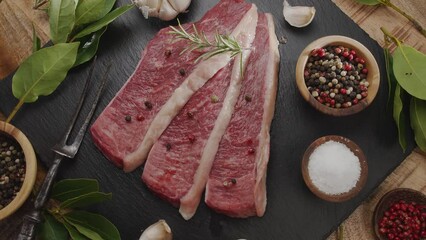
[90,0,253,169]
[142,62,234,207]
[123,4,258,172]
[205,13,280,218]
[143,9,257,219]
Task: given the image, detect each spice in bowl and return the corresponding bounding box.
[0,134,26,210]
[378,200,426,240]
[304,45,369,108]
[308,140,361,195]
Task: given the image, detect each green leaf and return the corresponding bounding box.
[12,42,79,103]
[384,48,396,107]
[355,0,382,5]
[60,192,112,209]
[100,0,116,17]
[64,211,121,240]
[73,0,79,8]
[72,4,133,39]
[32,25,41,53]
[49,0,76,44]
[393,84,408,151]
[63,221,90,240]
[410,97,426,151]
[74,27,107,67]
[38,213,69,240]
[393,45,426,100]
[75,0,105,26]
[52,178,99,202]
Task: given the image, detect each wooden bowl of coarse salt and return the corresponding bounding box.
[301,135,368,202]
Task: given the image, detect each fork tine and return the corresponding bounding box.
[58,56,97,146]
[66,63,111,157]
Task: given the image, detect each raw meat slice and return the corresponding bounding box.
[90,0,253,169]
[143,11,257,218]
[178,25,258,220]
[205,13,280,218]
[123,4,258,172]
[142,63,234,207]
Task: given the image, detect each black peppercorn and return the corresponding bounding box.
[165,50,172,57]
[144,101,153,110]
[165,143,172,151]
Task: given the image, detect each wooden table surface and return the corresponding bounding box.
[0,0,425,239]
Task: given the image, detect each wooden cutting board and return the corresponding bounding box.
[0,0,414,239]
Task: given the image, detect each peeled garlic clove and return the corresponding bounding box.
[168,0,191,13]
[133,0,161,19]
[133,0,191,21]
[283,0,316,28]
[158,0,179,21]
[139,220,172,240]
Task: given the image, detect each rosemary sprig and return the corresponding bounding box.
[168,19,243,63]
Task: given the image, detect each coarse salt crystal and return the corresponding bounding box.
[308,140,361,195]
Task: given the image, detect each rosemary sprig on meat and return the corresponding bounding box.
[168,19,243,63]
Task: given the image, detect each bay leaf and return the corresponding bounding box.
[64,210,121,240]
[393,44,426,100]
[101,0,116,17]
[75,0,105,26]
[49,0,76,44]
[73,0,79,9]
[74,27,107,67]
[60,192,112,209]
[32,25,41,53]
[52,178,99,202]
[355,0,382,5]
[410,97,426,152]
[63,221,90,240]
[393,84,408,151]
[384,47,396,106]
[72,4,133,39]
[38,213,69,240]
[12,42,79,102]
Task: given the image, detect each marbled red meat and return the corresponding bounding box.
[90,0,253,170]
[205,13,279,218]
[142,6,259,220]
[142,63,233,206]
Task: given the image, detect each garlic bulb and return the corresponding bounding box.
[133,0,191,21]
[283,0,316,28]
[139,220,172,240]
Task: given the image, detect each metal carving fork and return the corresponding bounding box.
[17,59,110,240]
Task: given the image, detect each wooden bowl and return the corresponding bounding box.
[301,135,368,202]
[295,35,380,116]
[0,121,37,220]
[373,188,426,240]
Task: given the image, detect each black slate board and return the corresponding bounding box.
[0,0,414,239]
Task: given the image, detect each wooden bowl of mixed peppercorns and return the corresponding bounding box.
[296,35,380,116]
[0,121,37,220]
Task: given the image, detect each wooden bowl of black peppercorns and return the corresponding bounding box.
[0,121,37,220]
[296,35,380,116]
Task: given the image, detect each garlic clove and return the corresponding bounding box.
[283,0,316,28]
[158,0,179,21]
[168,0,191,13]
[133,0,161,19]
[139,220,173,240]
[133,0,191,21]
